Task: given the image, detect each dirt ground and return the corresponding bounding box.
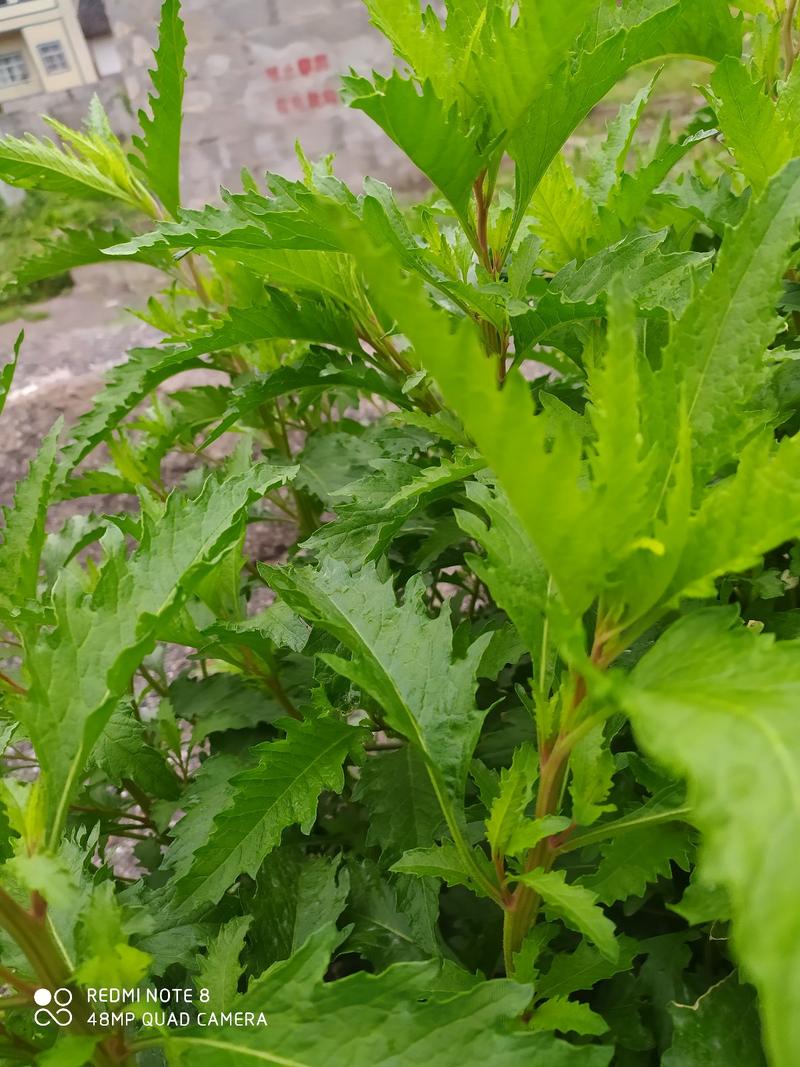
[0,262,160,508]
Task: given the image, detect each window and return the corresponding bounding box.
[0,49,28,86]
[37,39,69,74]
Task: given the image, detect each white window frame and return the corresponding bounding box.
[0,48,29,87]
[36,38,69,74]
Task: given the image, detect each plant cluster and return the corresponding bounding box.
[1,1,800,1064]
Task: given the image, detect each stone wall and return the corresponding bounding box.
[1,0,418,206]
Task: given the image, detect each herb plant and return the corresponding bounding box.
[1,1,800,1064]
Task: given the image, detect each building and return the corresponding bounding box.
[0,0,103,102]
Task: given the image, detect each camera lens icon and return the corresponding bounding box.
[33,988,73,1026]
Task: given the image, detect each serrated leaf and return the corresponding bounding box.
[486,743,538,858]
[623,609,800,1067]
[93,702,179,800]
[670,875,730,927]
[168,675,286,746]
[0,332,21,418]
[19,464,291,839]
[663,432,800,600]
[0,132,141,203]
[131,0,187,214]
[530,995,609,1037]
[174,716,366,914]
[581,823,693,905]
[347,858,438,967]
[203,350,406,448]
[353,745,441,863]
[569,724,616,827]
[537,937,639,1000]
[162,754,246,884]
[660,158,800,484]
[663,974,767,1067]
[165,929,612,1067]
[0,421,60,616]
[587,74,660,205]
[508,0,741,246]
[341,234,605,616]
[710,58,793,193]
[62,346,207,470]
[529,154,596,271]
[2,226,167,294]
[263,559,492,806]
[195,916,251,1012]
[74,882,151,988]
[343,72,489,225]
[517,869,618,962]
[391,843,494,896]
[456,480,549,665]
[245,848,349,971]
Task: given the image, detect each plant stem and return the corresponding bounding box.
[502,672,589,967]
[0,671,26,696]
[138,665,168,698]
[785,0,799,74]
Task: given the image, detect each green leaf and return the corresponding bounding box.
[353,746,441,863]
[161,754,246,884]
[20,464,291,840]
[508,0,741,246]
[710,57,793,193]
[580,824,693,905]
[37,1036,98,1067]
[529,154,596,270]
[670,874,730,927]
[391,843,494,896]
[62,346,207,470]
[73,882,151,988]
[93,702,179,800]
[195,916,251,1012]
[530,995,609,1037]
[659,158,800,484]
[203,351,406,448]
[0,132,142,203]
[0,332,21,418]
[174,716,366,915]
[165,931,612,1066]
[623,609,800,1067]
[343,72,489,225]
[0,421,61,615]
[486,743,538,858]
[456,481,549,666]
[186,295,360,355]
[341,233,603,616]
[537,937,639,1000]
[569,724,616,827]
[516,869,618,962]
[245,848,350,971]
[263,559,492,807]
[347,859,438,967]
[587,73,660,205]
[587,282,655,563]
[1,227,167,293]
[663,974,767,1067]
[131,0,187,214]
[663,432,800,601]
[168,675,287,746]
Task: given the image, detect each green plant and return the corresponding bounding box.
[1,1,800,1064]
